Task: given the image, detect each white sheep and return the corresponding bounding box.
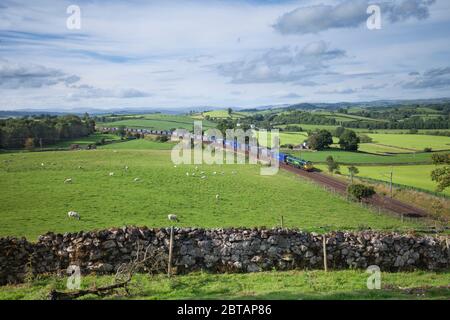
[201,175,206,179]
[212,171,217,175]
[109,172,114,176]
[186,172,189,176]
[134,177,140,182]
[167,214,179,222]
[67,211,80,220]
[174,165,177,168]
[41,163,45,167]
[191,172,195,176]
[64,178,72,184]
[216,194,220,200]
[124,165,129,170]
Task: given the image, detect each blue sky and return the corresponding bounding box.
[0,0,449,110]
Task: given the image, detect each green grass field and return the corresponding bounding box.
[288,149,433,165]
[1,270,448,300]
[366,134,450,152]
[99,139,176,150]
[0,148,421,240]
[340,164,450,196]
[97,114,216,131]
[46,133,121,149]
[197,110,248,119]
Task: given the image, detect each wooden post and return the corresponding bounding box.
[168,226,174,277]
[322,235,328,272]
[280,216,284,228]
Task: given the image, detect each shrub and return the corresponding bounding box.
[423,147,433,152]
[347,184,376,201]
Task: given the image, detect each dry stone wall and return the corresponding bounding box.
[1,227,449,285]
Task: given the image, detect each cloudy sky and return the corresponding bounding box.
[0,0,449,110]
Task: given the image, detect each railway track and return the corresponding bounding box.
[221,144,429,218]
[280,163,429,218]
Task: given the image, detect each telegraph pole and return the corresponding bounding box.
[389,167,393,198]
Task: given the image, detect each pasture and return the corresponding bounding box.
[342,164,450,196]
[366,134,450,152]
[0,148,420,240]
[288,149,433,165]
[1,270,449,300]
[96,114,216,131]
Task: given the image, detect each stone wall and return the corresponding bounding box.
[1,227,449,285]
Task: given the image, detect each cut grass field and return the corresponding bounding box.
[366,134,450,152]
[0,148,421,240]
[97,114,216,131]
[197,110,248,119]
[288,149,433,165]
[1,270,449,300]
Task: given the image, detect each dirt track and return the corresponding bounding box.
[280,163,429,218]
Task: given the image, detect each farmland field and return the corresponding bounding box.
[340,164,450,196]
[46,133,121,149]
[0,148,420,240]
[1,270,449,300]
[366,134,450,152]
[197,110,248,119]
[96,114,216,131]
[288,149,433,165]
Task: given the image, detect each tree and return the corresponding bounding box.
[326,156,339,173]
[348,165,359,183]
[308,130,333,150]
[431,152,450,192]
[339,129,360,151]
[347,184,376,202]
[334,126,346,138]
[227,108,233,116]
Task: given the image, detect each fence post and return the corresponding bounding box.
[280,216,284,228]
[168,226,174,277]
[322,235,328,272]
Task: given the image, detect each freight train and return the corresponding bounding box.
[219,139,314,171]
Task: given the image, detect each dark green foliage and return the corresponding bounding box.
[431,152,450,192]
[339,130,360,151]
[347,184,376,201]
[308,130,333,150]
[0,114,95,149]
[326,156,340,173]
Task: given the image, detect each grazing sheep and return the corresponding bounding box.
[174,165,177,168]
[216,194,220,200]
[212,171,216,175]
[191,172,195,176]
[186,172,189,176]
[41,163,45,167]
[167,214,179,222]
[68,211,80,220]
[134,177,140,182]
[109,172,114,176]
[200,171,204,175]
[64,178,72,184]
[201,175,206,179]
[124,166,129,170]
[78,166,83,169]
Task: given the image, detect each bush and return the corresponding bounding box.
[423,147,433,152]
[347,184,376,201]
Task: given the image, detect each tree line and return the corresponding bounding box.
[0,114,95,149]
